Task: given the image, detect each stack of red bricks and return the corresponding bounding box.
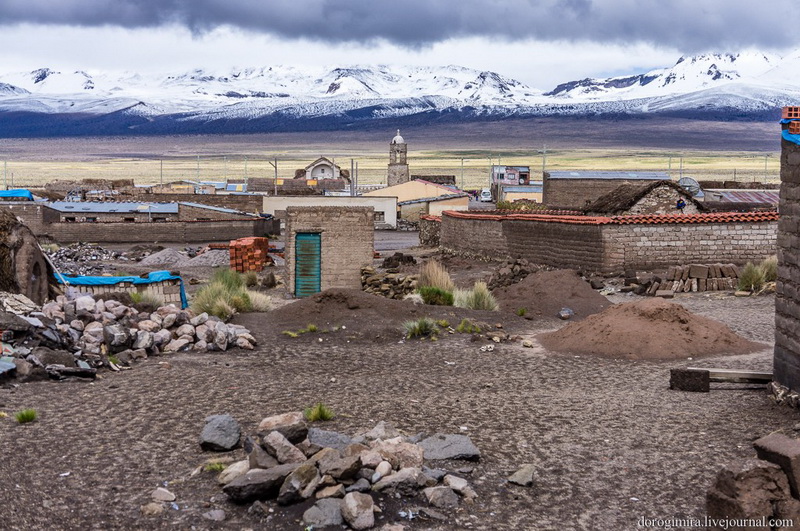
[229,237,270,272]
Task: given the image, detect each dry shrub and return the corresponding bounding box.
[418,260,455,292]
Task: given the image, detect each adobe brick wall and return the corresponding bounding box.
[506,220,606,270]
[440,216,508,259]
[776,138,800,392]
[177,203,256,221]
[285,207,374,296]
[38,219,269,244]
[0,203,49,234]
[129,193,264,213]
[544,175,660,209]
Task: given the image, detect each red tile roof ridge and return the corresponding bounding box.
[443,210,778,225]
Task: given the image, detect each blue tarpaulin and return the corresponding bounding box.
[55,270,188,309]
[0,189,34,201]
[781,119,800,146]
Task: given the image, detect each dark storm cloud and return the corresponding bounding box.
[1,0,797,51]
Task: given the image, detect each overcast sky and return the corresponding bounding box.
[1,1,798,89]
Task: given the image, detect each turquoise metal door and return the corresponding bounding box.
[295,232,321,297]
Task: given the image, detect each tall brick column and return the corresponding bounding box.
[775,111,800,391]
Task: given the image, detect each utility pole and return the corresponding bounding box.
[268,156,278,196]
[196,155,200,181]
[542,144,547,175]
[160,159,163,187]
[3,161,6,190]
[350,159,355,196]
[668,156,672,177]
[461,158,464,190]
[679,157,684,179]
[244,156,248,187]
[224,155,228,183]
[765,154,769,182]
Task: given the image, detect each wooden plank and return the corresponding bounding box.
[686,367,772,384]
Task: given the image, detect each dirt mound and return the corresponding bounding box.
[537,298,764,360]
[492,269,610,320]
[236,288,509,343]
[138,248,186,267]
[181,249,229,267]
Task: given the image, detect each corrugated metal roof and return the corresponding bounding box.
[503,186,543,193]
[398,193,468,205]
[547,171,668,180]
[703,189,779,204]
[179,202,250,215]
[47,201,178,214]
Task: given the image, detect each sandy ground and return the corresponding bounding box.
[0,234,795,530]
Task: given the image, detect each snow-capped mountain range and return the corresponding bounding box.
[0,51,798,136]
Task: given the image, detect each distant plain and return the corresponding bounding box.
[0,117,783,189]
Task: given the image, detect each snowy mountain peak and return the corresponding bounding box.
[547,51,780,100]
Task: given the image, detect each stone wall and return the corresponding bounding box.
[604,221,776,270]
[627,187,700,215]
[419,216,441,247]
[285,207,374,296]
[776,137,800,392]
[440,211,777,273]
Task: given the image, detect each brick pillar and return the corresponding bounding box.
[775,113,800,391]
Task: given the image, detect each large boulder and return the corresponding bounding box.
[340,492,375,530]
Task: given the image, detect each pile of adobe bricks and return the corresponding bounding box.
[662,263,740,293]
[229,237,270,273]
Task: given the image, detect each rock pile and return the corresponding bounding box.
[361,267,418,300]
[203,414,481,529]
[487,258,537,290]
[380,252,417,269]
[0,291,256,382]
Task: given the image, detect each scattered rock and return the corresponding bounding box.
[308,428,353,451]
[303,498,344,528]
[419,434,481,461]
[140,502,164,516]
[202,509,226,522]
[200,414,241,452]
[257,411,308,443]
[278,463,321,505]
[218,460,250,485]
[151,487,176,502]
[508,464,536,487]
[222,463,301,504]
[316,484,346,499]
[341,492,375,530]
[423,486,459,509]
[263,431,307,464]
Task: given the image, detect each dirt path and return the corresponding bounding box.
[0,290,793,530]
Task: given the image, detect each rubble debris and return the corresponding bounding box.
[622,263,741,296]
[204,416,481,529]
[361,267,418,300]
[0,209,54,303]
[381,252,417,269]
[487,258,538,290]
[45,243,121,276]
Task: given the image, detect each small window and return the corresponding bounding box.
[152,217,167,223]
[85,217,97,222]
[123,217,135,223]
[375,211,385,222]
[65,217,76,222]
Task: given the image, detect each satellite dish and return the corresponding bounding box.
[678,177,703,197]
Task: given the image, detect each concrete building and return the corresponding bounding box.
[300,157,343,180]
[363,179,469,221]
[284,207,374,297]
[387,130,409,186]
[262,195,397,229]
[492,166,531,185]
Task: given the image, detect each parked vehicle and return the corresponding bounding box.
[479,189,493,202]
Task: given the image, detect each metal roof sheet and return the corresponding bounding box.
[703,189,779,204]
[547,171,668,180]
[47,201,178,214]
[178,202,250,215]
